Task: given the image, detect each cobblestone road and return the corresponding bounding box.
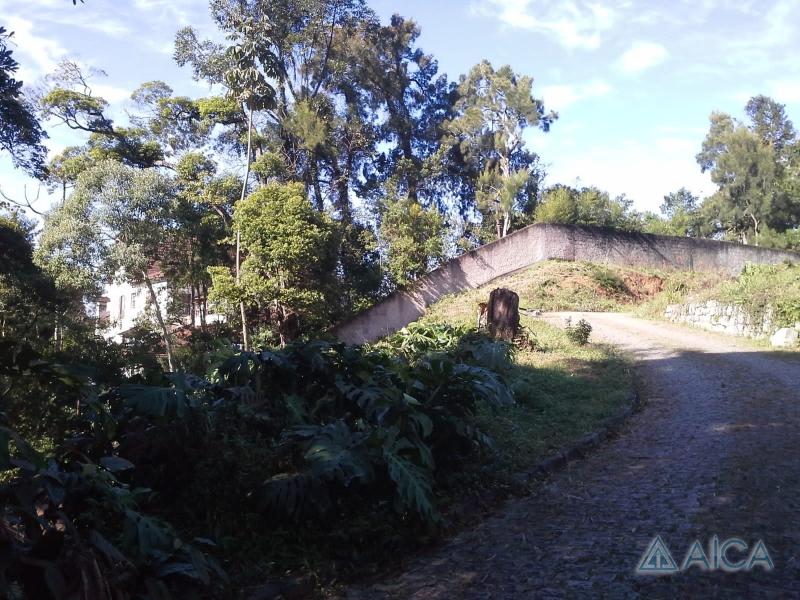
[347,313,800,599]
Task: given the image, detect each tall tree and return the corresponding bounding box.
[444,60,555,239]
[0,27,47,177]
[38,161,179,370]
[346,15,455,205]
[697,98,798,245]
[208,182,338,344]
[38,61,164,169]
[745,95,796,160]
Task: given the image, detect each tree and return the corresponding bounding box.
[657,187,703,237]
[159,152,234,330]
[176,0,388,316]
[379,195,444,287]
[533,185,578,224]
[535,185,640,230]
[444,60,555,239]
[209,183,338,344]
[347,15,455,205]
[0,27,47,177]
[44,146,92,202]
[745,95,796,159]
[698,113,787,244]
[697,97,800,245]
[0,210,60,341]
[38,161,179,370]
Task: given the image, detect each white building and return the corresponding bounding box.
[97,270,224,343]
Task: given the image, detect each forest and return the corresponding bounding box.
[1,0,800,598]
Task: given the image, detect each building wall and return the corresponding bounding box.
[101,279,171,342]
[100,279,226,343]
[334,223,799,344]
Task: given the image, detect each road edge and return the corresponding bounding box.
[518,386,643,481]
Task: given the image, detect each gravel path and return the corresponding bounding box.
[347,313,800,599]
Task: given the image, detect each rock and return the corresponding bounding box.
[770,327,799,348]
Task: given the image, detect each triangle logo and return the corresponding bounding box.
[637,536,679,574]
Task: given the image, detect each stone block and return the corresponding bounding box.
[770,327,799,348]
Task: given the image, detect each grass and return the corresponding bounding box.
[479,317,632,473]
[418,277,634,478]
[424,259,727,320]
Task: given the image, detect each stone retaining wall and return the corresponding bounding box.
[663,300,773,339]
[334,223,799,344]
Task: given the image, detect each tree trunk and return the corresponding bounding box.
[487,288,520,342]
[200,282,208,332]
[237,104,254,351]
[142,270,175,372]
[189,284,196,328]
[53,312,62,352]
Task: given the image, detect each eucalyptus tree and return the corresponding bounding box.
[37,161,179,370]
[444,60,556,239]
[697,98,799,245]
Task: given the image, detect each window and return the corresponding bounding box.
[119,295,126,320]
[131,291,137,310]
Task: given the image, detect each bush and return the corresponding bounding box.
[0,323,518,592]
[565,318,593,345]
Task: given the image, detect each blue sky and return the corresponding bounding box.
[2,0,800,216]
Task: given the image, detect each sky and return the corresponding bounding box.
[2,0,800,216]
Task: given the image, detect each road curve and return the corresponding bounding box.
[347,313,800,599]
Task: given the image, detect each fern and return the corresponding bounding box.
[383,434,438,522]
[118,384,190,418]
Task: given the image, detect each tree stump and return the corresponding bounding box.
[487,288,520,341]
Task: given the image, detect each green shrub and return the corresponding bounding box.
[565,318,593,345]
[0,323,517,591]
[589,265,628,295]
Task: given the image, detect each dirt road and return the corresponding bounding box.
[347,313,800,599]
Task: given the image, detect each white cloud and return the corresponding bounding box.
[5,16,68,79]
[92,84,131,104]
[470,0,617,49]
[544,138,714,212]
[540,79,612,111]
[617,41,668,74]
[131,0,203,27]
[767,79,800,103]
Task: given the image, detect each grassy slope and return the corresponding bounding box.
[415,260,732,479]
[423,259,725,318]
[415,261,653,477]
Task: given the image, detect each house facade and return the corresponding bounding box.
[97,271,224,342]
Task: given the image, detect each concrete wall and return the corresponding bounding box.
[334,223,799,344]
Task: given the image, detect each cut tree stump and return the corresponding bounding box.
[487,288,520,341]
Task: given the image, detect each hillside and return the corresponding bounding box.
[421,260,726,323]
